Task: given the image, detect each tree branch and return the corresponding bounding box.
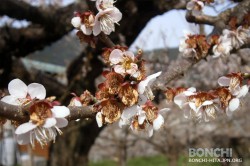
[0,100,95,123]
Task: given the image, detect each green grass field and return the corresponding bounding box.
[90,155,224,166]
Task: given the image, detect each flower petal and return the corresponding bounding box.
[109,49,123,64]
[43,118,56,128]
[1,95,19,105]
[237,85,249,98]
[121,105,138,119]
[148,125,153,137]
[109,7,122,22]
[56,118,68,128]
[16,132,31,145]
[51,106,70,118]
[153,114,164,130]
[114,65,125,74]
[138,95,147,105]
[202,100,213,106]
[8,79,28,98]
[71,17,81,28]
[138,71,162,94]
[174,94,186,108]
[96,112,103,127]
[229,98,240,112]
[81,25,92,35]
[27,83,46,100]
[218,76,230,86]
[93,20,101,36]
[138,112,146,125]
[15,122,37,135]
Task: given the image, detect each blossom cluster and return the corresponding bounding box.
[71,0,122,39]
[179,31,210,59]
[212,15,250,58]
[166,72,249,122]
[1,79,70,147]
[82,46,168,137]
[180,12,250,59]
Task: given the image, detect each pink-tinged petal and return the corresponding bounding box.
[202,100,213,106]
[124,51,134,60]
[27,83,46,100]
[138,111,146,125]
[16,132,31,145]
[15,122,37,135]
[121,105,138,119]
[237,85,249,98]
[148,126,153,137]
[56,118,68,128]
[81,25,92,35]
[174,94,186,108]
[153,114,164,130]
[109,49,123,64]
[218,76,230,86]
[229,98,240,112]
[1,95,19,105]
[96,112,103,127]
[43,118,56,128]
[138,71,162,94]
[8,79,28,98]
[51,106,70,118]
[114,65,125,74]
[93,20,101,36]
[109,7,122,22]
[71,17,81,28]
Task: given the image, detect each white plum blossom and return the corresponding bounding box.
[188,97,218,122]
[109,49,139,76]
[71,13,95,35]
[1,79,46,106]
[222,27,249,49]
[120,101,169,137]
[179,31,196,58]
[218,75,248,96]
[225,86,248,116]
[212,36,233,58]
[174,87,196,118]
[93,7,122,36]
[15,101,70,147]
[138,71,162,100]
[218,75,249,115]
[186,0,205,16]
